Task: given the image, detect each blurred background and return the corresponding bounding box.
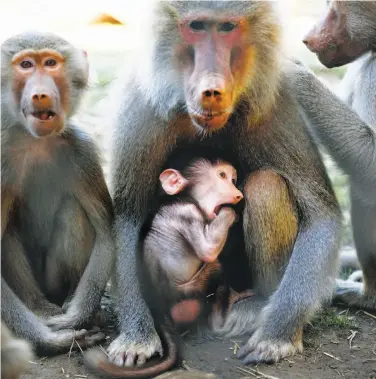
[0,0,353,250]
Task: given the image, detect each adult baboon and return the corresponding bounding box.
[104,1,342,368]
[301,0,376,310]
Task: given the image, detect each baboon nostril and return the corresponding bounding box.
[32,93,48,101]
[203,89,222,99]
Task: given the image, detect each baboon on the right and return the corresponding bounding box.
[295,0,376,310]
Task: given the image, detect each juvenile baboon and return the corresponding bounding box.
[1,31,114,354]
[103,1,342,367]
[300,0,376,310]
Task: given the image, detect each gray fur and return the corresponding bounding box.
[144,202,235,308]
[288,63,376,307]
[108,1,342,366]
[297,1,376,310]
[344,2,376,49]
[1,31,114,354]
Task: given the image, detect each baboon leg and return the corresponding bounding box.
[44,198,94,304]
[244,170,299,297]
[46,195,113,331]
[211,169,301,359]
[335,187,376,310]
[2,232,62,317]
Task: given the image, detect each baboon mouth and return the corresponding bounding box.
[191,112,231,131]
[213,205,223,215]
[192,109,228,119]
[32,111,56,121]
[204,111,226,118]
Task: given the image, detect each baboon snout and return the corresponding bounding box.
[302,30,322,53]
[31,90,54,108]
[234,192,243,203]
[199,76,228,109]
[229,190,243,204]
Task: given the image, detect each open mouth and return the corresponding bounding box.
[213,204,223,216]
[32,111,56,121]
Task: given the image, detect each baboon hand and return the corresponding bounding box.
[335,278,376,309]
[237,327,303,364]
[347,270,364,283]
[209,286,255,335]
[335,278,364,297]
[47,328,105,349]
[46,307,86,331]
[107,329,163,367]
[209,296,258,338]
[218,206,237,219]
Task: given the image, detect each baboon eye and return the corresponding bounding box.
[45,59,57,67]
[20,60,33,69]
[219,172,227,179]
[219,22,237,32]
[189,21,205,31]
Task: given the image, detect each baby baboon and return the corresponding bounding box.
[143,154,245,323]
[85,152,251,378]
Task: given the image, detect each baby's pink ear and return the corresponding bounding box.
[159,169,188,195]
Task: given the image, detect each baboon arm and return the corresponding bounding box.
[107,103,176,362]
[266,216,341,322]
[2,278,103,355]
[1,278,50,346]
[1,188,15,239]
[233,207,341,366]
[290,63,376,184]
[181,209,235,260]
[256,143,343,341]
[114,217,157,327]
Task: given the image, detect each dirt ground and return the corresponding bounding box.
[22,304,376,379]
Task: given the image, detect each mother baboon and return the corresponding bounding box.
[104,0,343,368]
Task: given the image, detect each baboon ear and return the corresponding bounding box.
[159,169,188,195]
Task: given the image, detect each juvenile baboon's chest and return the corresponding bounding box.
[8,136,77,248]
